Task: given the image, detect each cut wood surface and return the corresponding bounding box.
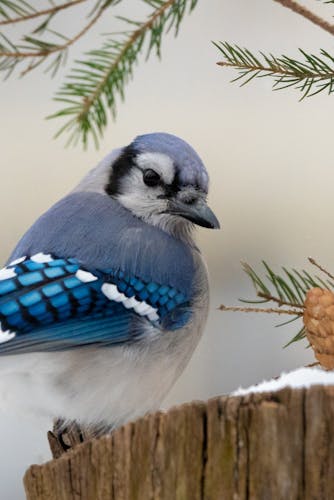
[24,385,334,500]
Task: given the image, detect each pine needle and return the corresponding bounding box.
[48,0,198,148]
[222,259,334,346]
[215,42,334,100]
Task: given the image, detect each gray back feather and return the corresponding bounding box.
[9,192,195,294]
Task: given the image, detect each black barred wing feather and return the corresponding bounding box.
[0,253,190,353]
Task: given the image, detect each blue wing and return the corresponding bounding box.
[0,253,190,354]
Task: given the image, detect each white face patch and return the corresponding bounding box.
[135,152,175,185]
[114,150,197,240]
[116,166,168,222]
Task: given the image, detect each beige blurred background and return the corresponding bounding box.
[1,0,333,497]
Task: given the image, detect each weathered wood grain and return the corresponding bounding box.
[24,386,334,500]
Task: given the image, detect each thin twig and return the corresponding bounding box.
[257,291,305,309]
[0,2,107,59]
[0,0,87,26]
[306,361,320,368]
[216,60,334,81]
[220,304,302,316]
[76,0,178,121]
[273,0,334,36]
[308,257,334,281]
[216,61,295,75]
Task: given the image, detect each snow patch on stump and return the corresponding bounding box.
[233,367,334,396]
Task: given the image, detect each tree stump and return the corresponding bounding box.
[24,385,334,499]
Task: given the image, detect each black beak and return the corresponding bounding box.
[166,197,220,229]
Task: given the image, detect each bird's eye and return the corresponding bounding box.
[143,169,161,187]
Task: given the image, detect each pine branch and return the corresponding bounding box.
[220,304,301,316]
[241,260,334,307]
[256,292,304,309]
[307,257,334,281]
[221,260,334,346]
[274,0,334,36]
[0,0,115,77]
[0,2,107,58]
[48,0,198,148]
[0,0,35,21]
[215,42,334,99]
[0,0,87,26]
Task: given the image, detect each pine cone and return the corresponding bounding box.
[303,287,334,369]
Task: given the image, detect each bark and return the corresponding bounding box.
[24,385,334,500]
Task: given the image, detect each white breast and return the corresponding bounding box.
[0,251,209,429]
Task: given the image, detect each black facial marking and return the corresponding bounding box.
[183,194,197,205]
[157,172,181,199]
[163,170,180,198]
[105,145,138,196]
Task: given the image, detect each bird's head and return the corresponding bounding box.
[78,133,220,239]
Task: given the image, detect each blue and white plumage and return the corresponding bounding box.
[0,132,219,429]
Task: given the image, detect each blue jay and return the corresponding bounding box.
[0,133,219,430]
